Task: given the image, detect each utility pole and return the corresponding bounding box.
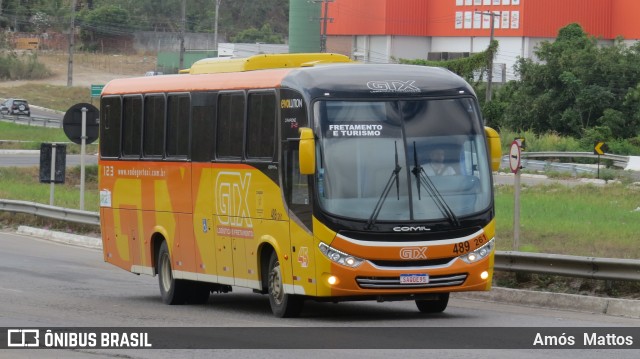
[312,0,334,53]
[179,0,186,70]
[214,0,222,57]
[476,10,500,102]
[68,0,76,87]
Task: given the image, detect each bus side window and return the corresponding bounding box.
[100,96,122,158]
[191,92,216,162]
[285,143,311,228]
[216,92,245,159]
[246,91,276,159]
[143,94,165,158]
[167,94,190,158]
[122,95,143,157]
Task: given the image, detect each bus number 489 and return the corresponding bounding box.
[452,241,470,255]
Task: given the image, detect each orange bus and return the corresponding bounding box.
[98,53,501,317]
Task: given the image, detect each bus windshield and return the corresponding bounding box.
[314,98,492,224]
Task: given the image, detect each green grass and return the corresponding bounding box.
[0,83,94,112]
[0,166,99,212]
[0,121,69,147]
[495,183,640,258]
[0,121,98,153]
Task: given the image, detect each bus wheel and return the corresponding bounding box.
[415,293,449,313]
[267,252,303,318]
[157,241,188,305]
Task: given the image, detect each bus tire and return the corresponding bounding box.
[415,293,449,313]
[157,241,188,305]
[267,252,304,318]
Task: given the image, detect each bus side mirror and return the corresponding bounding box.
[484,126,501,172]
[299,127,316,175]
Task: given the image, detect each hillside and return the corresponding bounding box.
[0,52,154,89]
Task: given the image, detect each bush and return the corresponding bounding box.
[0,52,51,80]
[496,128,640,156]
[498,129,583,153]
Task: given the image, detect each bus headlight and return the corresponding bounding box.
[318,242,364,268]
[459,238,495,264]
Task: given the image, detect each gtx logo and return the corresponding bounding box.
[399,247,427,260]
[216,171,252,227]
[367,80,420,93]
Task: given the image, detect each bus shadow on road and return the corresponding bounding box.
[129,290,471,321]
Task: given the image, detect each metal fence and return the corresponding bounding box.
[521,151,629,168]
[0,199,99,226]
[1,199,639,282]
[1,114,62,128]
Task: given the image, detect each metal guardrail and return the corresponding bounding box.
[1,114,62,128]
[0,199,99,226]
[501,157,599,175]
[521,151,629,168]
[495,251,640,281]
[1,199,639,282]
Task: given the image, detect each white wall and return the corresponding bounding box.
[343,34,619,81]
[390,36,431,61]
[430,36,531,80]
[353,35,392,63]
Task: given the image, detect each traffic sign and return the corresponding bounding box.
[594,141,608,155]
[509,140,521,174]
[90,84,105,98]
[63,103,99,145]
[39,143,66,184]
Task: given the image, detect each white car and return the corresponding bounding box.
[144,71,164,76]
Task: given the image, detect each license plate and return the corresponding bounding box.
[400,274,429,284]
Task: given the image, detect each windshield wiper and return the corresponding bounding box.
[412,143,460,227]
[366,142,401,230]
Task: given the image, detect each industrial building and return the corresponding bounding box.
[312,0,640,81]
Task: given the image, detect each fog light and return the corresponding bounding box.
[327,276,337,285]
[480,271,489,280]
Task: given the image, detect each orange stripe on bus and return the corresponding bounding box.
[102,69,292,95]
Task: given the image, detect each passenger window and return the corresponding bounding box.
[246,92,276,159]
[100,96,121,158]
[191,92,216,162]
[143,94,165,157]
[167,94,190,158]
[216,92,245,158]
[122,96,142,157]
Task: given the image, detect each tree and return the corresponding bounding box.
[494,23,640,139]
[399,40,499,86]
[77,4,131,51]
[1,0,290,43]
[230,23,284,44]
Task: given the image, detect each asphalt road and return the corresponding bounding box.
[0,232,638,358]
[0,152,97,167]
